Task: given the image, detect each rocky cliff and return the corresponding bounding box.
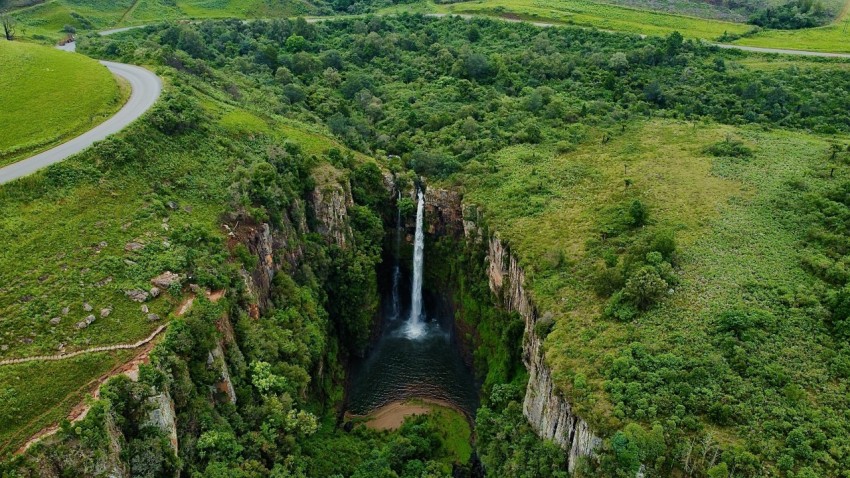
[425,188,602,473]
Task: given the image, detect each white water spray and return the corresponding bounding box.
[404,188,426,339]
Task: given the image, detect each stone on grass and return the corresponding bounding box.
[83,303,93,312]
[125,242,145,252]
[49,317,61,325]
[101,308,112,318]
[141,305,149,313]
[126,289,149,303]
[150,287,161,298]
[151,272,180,289]
[147,313,161,322]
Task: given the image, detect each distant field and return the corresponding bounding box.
[418,0,753,39]
[735,4,850,53]
[385,0,850,52]
[9,0,319,40]
[0,41,124,167]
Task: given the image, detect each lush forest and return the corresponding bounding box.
[2,11,850,478]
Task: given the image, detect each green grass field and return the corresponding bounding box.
[426,0,752,39]
[460,118,850,443]
[382,0,850,52]
[0,41,124,167]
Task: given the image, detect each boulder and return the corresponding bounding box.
[76,321,88,329]
[101,308,112,318]
[125,289,149,303]
[49,317,61,325]
[147,313,161,322]
[85,315,96,325]
[141,305,149,313]
[83,303,93,312]
[151,271,180,289]
[150,287,161,298]
[124,242,145,252]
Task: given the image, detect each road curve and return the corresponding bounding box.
[0,60,162,185]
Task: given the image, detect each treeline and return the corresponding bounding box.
[748,0,832,29]
[86,14,850,185]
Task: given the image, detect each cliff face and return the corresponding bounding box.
[426,189,601,473]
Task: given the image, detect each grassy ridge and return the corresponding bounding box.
[0,41,124,166]
[461,118,850,463]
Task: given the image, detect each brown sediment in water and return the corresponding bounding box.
[346,398,464,431]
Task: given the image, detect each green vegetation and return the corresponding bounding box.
[0,349,136,455]
[0,40,123,166]
[4,10,850,478]
[78,15,850,476]
[426,0,752,39]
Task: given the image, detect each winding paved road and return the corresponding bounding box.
[0,58,162,185]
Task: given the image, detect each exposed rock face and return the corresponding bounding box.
[425,188,602,473]
[487,232,602,473]
[309,178,353,247]
[423,189,465,237]
[146,391,179,456]
[208,344,237,404]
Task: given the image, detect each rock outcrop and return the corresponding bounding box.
[146,391,179,456]
[424,188,602,473]
[309,175,353,247]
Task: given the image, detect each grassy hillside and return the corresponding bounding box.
[7,0,324,41]
[0,41,124,166]
[461,120,850,464]
[418,0,753,39]
[0,53,371,455]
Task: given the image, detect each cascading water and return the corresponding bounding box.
[404,188,426,339]
[390,191,402,320]
[346,185,479,417]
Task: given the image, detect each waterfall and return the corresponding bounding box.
[405,188,426,339]
[390,191,402,320]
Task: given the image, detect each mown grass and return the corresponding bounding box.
[0,41,124,167]
[461,118,849,440]
[0,349,136,456]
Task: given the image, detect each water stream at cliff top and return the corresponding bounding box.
[346,189,479,416]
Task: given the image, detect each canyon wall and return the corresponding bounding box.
[425,187,602,473]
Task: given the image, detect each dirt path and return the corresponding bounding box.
[11,290,225,454]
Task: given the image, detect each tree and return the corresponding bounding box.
[1,9,16,41]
